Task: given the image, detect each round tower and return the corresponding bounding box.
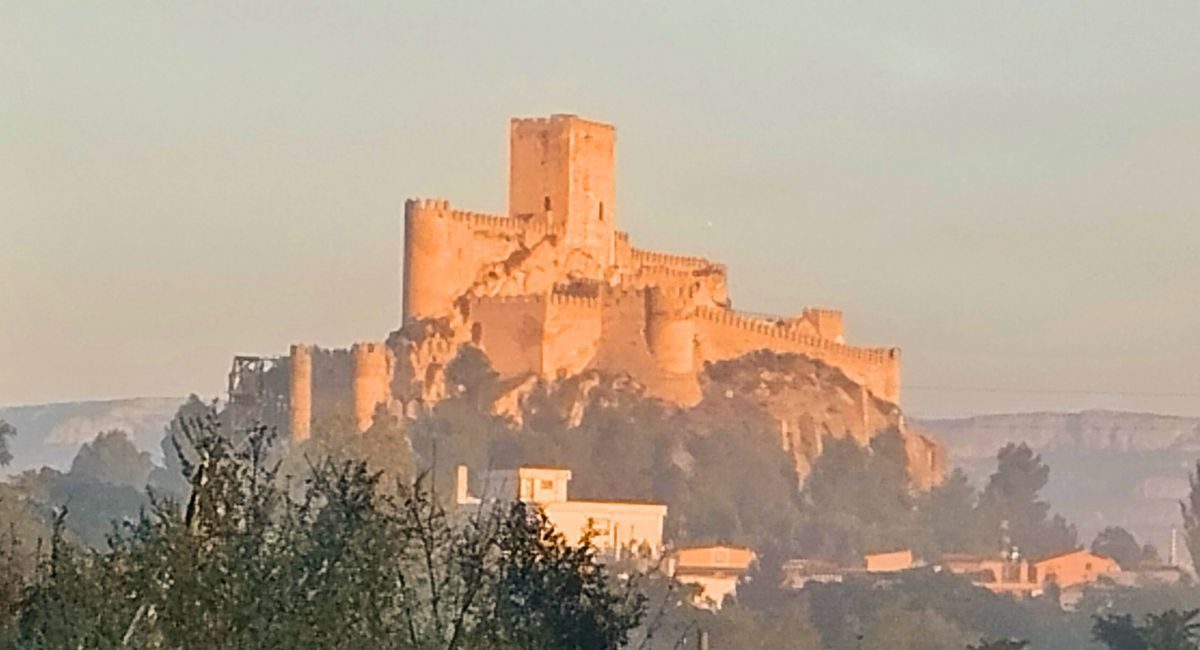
[352,342,391,432]
[402,198,453,322]
[289,344,312,442]
[644,286,698,375]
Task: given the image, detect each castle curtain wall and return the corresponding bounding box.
[542,292,603,377]
[694,308,900,403]
[467,295,547,377]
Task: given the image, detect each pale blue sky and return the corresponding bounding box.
[2,2,1198,417]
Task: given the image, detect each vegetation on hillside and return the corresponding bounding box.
[411,348,1079,565]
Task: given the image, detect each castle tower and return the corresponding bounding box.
[402,198,455,322]
[289,344,312,441]
[801,308,845,343]
[352,342,391,431]
[644,286,698,375]
[509,114,616,270]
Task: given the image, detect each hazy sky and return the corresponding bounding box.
[3,2,1198,417]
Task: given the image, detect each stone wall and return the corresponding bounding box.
[467,295,547,377]
[694,306,900,403]
[542,290,603,378]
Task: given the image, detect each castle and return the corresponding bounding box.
[228,114,908,454]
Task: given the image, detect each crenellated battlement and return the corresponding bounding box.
[406,197,564,238]
[351,341,387,356]
[549,288,601,310]
[695,306,898,365]
[630,246,718,271]
[472,293,548,307]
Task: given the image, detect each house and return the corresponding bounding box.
[780,559,848,590]
[781,550,918,592]
[865,550,915,573]
[455,465,667,558]
[940,554,1040,597]
[669,545,756,609]
[1033,549,1121,590]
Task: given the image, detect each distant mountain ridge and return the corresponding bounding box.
[913,410,1200,457]
[914,410,1200,558]
[0,397,183,476]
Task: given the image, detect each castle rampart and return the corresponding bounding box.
[629,246,718,272]
[289,344,312,441]
[352,342,391,431]
[467,294,548,377]
[543,288,603,377]
[693,306,900,402]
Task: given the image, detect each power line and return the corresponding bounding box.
[905,385,1200,398]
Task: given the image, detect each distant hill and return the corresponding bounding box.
[0,397,183,476]
[914,410,1200,558]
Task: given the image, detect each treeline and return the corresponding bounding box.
[0,415,650,648]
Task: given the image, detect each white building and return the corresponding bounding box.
[456,465,668,557]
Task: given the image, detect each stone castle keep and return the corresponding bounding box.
[228,114,907,450]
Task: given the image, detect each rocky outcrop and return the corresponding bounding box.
[474,349,945,490]
[692,351,944,488]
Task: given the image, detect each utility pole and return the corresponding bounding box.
[1170,527,1178,567]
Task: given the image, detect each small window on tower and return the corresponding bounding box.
[544,196,551,211]
[598,202,605,222]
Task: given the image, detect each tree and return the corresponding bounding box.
[69,429,153,488]
[0,419,14,467]
[702,601,822,650]
[1093,527,1146,570]
[148,394,214,497]
[11,430,155,549]
[862,603,972,650]
[918,468,985,558]
[1094,609,1200,650]
[976,443,1077,559]
[1181,461,1200,573]
[796,430,922,563]
[285,403,414,489]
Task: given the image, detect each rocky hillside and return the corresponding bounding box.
[693,351,943,488]
[486,349,944,489]
[0,397,182,476]
[914,411,1200,557]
